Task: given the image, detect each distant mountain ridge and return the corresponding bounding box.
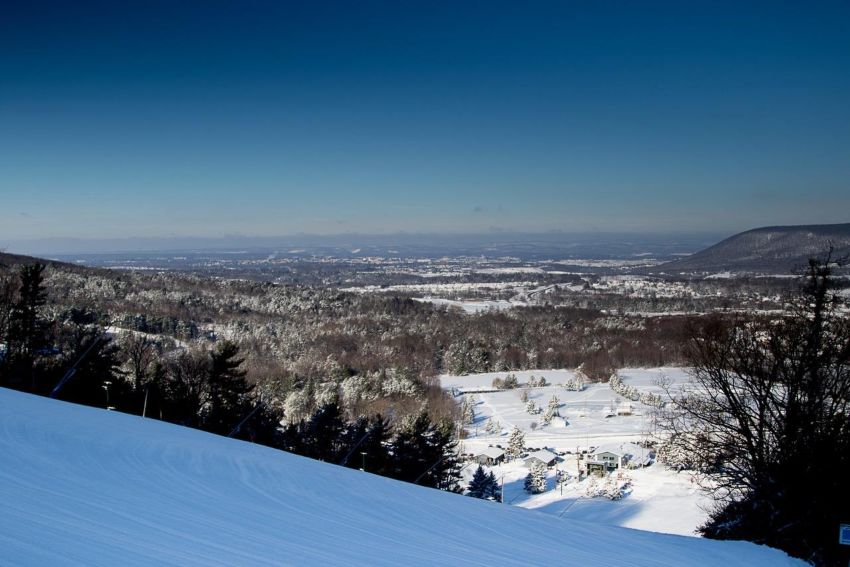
[659,223,850,273]
[0,250,89,275]
[0,250,48,268]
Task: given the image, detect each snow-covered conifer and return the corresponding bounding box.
[506,426,525,459]
[460,397,475,425]
[563,375,585,392]
[524,461,547,493]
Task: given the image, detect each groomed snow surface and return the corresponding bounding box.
[0,388,801,566]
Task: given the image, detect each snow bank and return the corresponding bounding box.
[0,388,801,566]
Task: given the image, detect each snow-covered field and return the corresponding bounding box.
[342,274,768,315]
[0,387,800,566]
[443,368,713,536]
[441,368,686,446]
[412,297,522,313]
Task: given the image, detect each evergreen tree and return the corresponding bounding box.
[203,340,253,435]
[467,465,490,498]
[337,415,369,464]
[484,470,501,501]
[2,263,47,390]
[301,403,345,461]
[51,326,129,409]
[431,417,462,492]
[279,418,309,455]
[506,426,524,460]
[0,274,15,372]
[460,397,474,425]
[542,394,560,425]
[468,467,501,501]
[523,472,534,493]
[391,412,439,484]
[556,469,571,490]
[342,415,392,476]
[524,461,547,494]
[390,412,461,491]
[283,410,394,476]
[229,400,284,446]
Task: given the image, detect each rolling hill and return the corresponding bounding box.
[0,388,800,566]
[659,223,850,274]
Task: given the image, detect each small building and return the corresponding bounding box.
[586,450,622,476]
[523,449,557,468]
[585,443,654,476]
[616,402,633,416]
[474,447,505,466]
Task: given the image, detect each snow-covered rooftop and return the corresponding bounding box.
[476,447,505,459]
[525,449,557,463]
[592,442,653,464]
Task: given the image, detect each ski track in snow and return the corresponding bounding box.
[0,388,802,566]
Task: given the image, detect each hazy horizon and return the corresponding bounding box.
[2,229,730,257]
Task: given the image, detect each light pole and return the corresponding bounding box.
[360,451,367,472]
[577,445,581,479]
[102,380,112,410]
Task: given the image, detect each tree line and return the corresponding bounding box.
[0,262,461,493]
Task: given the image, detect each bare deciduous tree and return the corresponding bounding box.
[121,333,158,391]
[659,255,850,565]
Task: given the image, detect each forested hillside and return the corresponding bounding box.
[660,223,850,273]
[1,255,699,424]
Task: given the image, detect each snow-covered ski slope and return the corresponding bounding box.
[0,388,800,566]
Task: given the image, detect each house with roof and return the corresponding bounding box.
[585,443,654,476]
[523,449,557,468]
[474,447,505,466]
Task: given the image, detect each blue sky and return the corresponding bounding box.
[2,1,849,246]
